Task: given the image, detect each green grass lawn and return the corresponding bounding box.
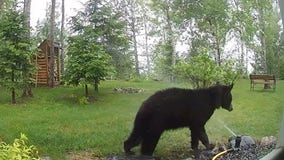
[0,79,283,159]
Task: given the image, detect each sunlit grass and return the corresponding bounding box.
[0,79,283,159]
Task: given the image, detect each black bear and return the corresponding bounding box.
[124,84,233,156]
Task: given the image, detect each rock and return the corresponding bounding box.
[260,136,277,146]
[193,136,276,160]
[41,156,51,160]
[113,87,144,93]
[229,135,255,150]
[108,155,156,160]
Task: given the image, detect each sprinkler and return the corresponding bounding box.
[211,135,242,160]
[231,135,242,150]
[212,120,255,160]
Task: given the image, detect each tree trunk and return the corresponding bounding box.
[11,87,16,104]
[129,1,140,77]
[165,3,175,81]
[142,6,150,75]
[214,20,221,66]
[22,0,33,97]
[85,84,89,97]
[94,77,99,92]
[209,18,221,66]
[23,0,31,29]
[0,0,3,9]
[11,71,16,104]
[257,0,268,73]
[60,0,65,75]
[48,0,56,87]
[22,86,33,97]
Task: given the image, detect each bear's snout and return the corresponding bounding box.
[227,104,233,111]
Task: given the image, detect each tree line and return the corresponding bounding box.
[0,0,283,103]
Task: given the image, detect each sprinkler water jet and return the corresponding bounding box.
[212,120,255,160]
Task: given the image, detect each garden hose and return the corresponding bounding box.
[211,135,243,160]
[211,148,233,160]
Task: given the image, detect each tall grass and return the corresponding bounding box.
[0,79,283,159]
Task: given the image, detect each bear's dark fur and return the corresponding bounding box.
[124,84,233,156]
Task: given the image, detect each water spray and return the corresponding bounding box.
[218,119,237,136]
[211,120,248,160]
[223,123,238,137]
[217,119,242,150]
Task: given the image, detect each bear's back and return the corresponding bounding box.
[142,87,213,110]
[136,87,217,129]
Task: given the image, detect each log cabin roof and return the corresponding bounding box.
[39,39,61,49]
[38,39,61,57]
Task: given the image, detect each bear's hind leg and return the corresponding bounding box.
[140,132,161,156]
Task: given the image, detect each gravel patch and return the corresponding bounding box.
[108,136,277,160]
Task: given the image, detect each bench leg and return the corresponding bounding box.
[250,83,254,91]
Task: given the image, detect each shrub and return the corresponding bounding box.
[0,133,41,160]
[78,96,89,105]
[174,53,239,88]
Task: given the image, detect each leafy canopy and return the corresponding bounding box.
[175,51,239,88]
[68,0,131,79]
[65,33,113,87]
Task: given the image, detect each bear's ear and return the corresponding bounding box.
[224,84,233,95]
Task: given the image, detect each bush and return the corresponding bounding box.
[174,53,239,88]
[0,133,41,160]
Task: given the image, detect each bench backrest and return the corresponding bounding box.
[249,74,275,81]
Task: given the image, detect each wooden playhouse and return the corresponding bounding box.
[34,39,61,86]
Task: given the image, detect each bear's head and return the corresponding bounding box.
[221,84,233,111]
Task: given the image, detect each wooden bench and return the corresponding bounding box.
[249,74,276,91]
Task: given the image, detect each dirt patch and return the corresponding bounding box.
[66,149,106,160]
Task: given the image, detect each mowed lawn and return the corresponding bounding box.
[0,79,283,159]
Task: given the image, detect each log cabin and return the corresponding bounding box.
[34,39,61,86]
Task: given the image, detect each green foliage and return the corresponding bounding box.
[0,6,35,103]
[63,0,137,95]
[77,96,89,105]
[0,133,41,160]
[219,60,240,84]
[67,94,90,105]
[175,52,239,88]
[150,0,281,77]
[264,6,281,75]
[67,3,122,93]
[239,0,281,74]
[65,33,113,95]
[153,41,175,81]
[69,0,132,80]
